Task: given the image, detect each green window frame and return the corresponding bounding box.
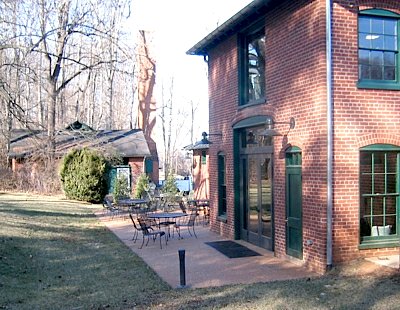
[359,144,400,249]
[218,152,227,217]
[358,9,400,90]
[238,20,266,106]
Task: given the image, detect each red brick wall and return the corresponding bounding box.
[331,0,400,263]
[208,0,329,272]
[208,34,239,238]
[207,0,400,273]
[128,158,145,195]
[266,0,328,273]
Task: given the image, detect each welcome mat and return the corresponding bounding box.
[205,240,261,258]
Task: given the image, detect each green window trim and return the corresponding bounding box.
[359,144,400,247]
[357,9,400,90]
[359,9,400,18]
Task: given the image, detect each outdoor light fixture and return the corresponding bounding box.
[246,131,258,145]
[260,117,296,137]
[199,131,223,144]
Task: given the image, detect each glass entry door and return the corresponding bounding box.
[241,154,273,250]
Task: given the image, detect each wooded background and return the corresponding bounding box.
[0,0,196,192]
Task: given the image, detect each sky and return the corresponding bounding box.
[129,0,253,149]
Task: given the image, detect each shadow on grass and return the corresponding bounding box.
[0,207,95,218]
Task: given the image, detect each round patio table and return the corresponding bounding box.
[117,198,148,215]
[147,212,188,238]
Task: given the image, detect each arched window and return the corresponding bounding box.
[358,9,400,90]
[359,144,400,248]
[218,152,227,217]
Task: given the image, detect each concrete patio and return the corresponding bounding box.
[96,211,318,288]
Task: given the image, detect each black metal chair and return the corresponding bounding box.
[129,214,143,243]
[102,198,119,219]
[137,217,167,249]
[174,211,198,239]
[179,201,187,214]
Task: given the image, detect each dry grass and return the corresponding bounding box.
[1,192,400,310]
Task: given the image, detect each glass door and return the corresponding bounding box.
[242,154,273,250]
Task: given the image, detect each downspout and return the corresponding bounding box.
[326,0,333,270]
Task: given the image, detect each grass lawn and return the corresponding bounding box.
[1,192,400,310]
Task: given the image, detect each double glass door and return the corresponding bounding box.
[241,154,273,250]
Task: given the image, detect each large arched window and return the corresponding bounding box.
[359,144,400,248]
[358,9,400,90]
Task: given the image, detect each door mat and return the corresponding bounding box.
[205,240,261,258]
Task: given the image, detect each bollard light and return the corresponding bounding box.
[178,249,186,288]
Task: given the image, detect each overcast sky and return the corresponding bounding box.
[129,0,253,148]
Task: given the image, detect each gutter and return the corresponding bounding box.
[326,0,333,270]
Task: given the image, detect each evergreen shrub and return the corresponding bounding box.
[113,174,131,201]
[60,148,108,203]
[134,173,150,198]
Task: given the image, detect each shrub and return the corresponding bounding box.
[134,173,150,198]
[113,174,131,201]
[59,148,108,203]
[161,173,178,205]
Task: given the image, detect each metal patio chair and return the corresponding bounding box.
[137,217,167,249]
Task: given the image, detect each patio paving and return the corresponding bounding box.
[96,211,318,288]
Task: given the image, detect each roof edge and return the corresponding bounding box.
[186,0,273,56]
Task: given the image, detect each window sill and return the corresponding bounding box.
[357,81,400,90]
[359,239,399,250]
[217,215,227,223]
[238,98,267,109]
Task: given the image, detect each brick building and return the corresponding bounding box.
[188,0,400,273]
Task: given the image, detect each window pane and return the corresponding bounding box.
[247,34,265,102]
[374,174,385,194]
[384,66,396,80]
[359,50,369,64]
[386,197,397,215]
[359,16,370,33]
[359,65,370,79]
[360,152,372,172]
[371,35,384,49]
[359,33,371,49]
[361,174,372,194]
[371,51,383,65]
[384,35,396,50]
[370,65,383,79]
[384,19,397,35]
[387,174,397,193]
[387,152,398,172]
[384,52,396,66]
[371,18,384,33]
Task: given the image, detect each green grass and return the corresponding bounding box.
[1,193,400,310]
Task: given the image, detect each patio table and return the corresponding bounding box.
[117,198,148,215]
[147,212,188,238]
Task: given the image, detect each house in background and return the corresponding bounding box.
[184,132,211,199]
[8,121,157,194]
[188,0,400,273]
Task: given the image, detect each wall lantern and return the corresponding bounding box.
[260,117,296,137]
[199,131,223,144]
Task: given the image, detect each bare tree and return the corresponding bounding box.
[0,0,135,159]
